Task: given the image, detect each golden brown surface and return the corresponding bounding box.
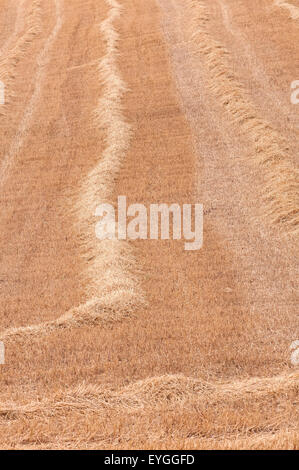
[0,0,298,449]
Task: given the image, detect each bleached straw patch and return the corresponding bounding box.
[274,0,299,20]
[182,0,299,234]
[290,340,299,365]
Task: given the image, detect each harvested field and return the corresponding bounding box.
[0,0,298,450]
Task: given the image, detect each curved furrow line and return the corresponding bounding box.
[182,0,299,234]
[0,0,145,343]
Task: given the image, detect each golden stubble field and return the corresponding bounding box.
[0,0,298,449]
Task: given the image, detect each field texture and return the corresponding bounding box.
[0,0,298,449]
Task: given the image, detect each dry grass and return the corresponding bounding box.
[0,0,298,450]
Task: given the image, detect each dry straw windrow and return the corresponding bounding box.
[182,0,299,234]
[74,0,145,326]
[0,0,144,342]
[0,0,63,186]
[274,0,299,20]
[0,371,297,418]
[0,0,42,114]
